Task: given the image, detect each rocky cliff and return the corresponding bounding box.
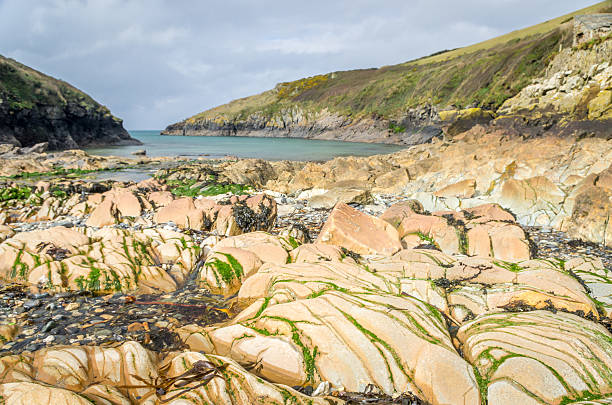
[163,2,611,144]
[0,54,140,150]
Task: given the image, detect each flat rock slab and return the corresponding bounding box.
[457,311,612,405]
[181,259,481,405]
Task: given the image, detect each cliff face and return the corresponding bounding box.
[163,2,611,144]
[0,55,140,150]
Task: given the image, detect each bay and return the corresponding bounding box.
[85,130,404,161]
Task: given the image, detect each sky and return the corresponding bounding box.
[0,0,599,129]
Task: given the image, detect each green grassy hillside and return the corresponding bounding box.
[176,1,611,128]
[0,55,109,116]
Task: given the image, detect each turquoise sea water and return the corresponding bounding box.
[85,130,404,161]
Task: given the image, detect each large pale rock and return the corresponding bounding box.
[289,243,351,263]
[458,311,612,405]
[380,200,424,228]
[0,225,15,243]
[154,197,204,229]
[317,202,402,255]
[434,179,476,199]
[497,176,565,225]
[373,168,410,193]
[397,213,460,254]
[103,189,142,217]
[0,342,323,405]
[467,221,531,262]
[182,260,481,405]
[564,177,612,247]
[9,226,88,254]
[446,258,599,321]
[26,229,199,293]
[200,247,262,295]
[85,198,119,227]
[147,190,174,207]
[214,205,241,236]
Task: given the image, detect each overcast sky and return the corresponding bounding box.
[0,0,599,129]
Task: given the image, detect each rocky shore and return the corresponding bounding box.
[0,132,609,404]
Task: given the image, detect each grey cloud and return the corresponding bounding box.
[0,0,597,129]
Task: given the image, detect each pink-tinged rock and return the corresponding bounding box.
[148,191,174,208]
[290,243,349,263]
[135,177,165,191]
[434,179,476,198]
[380,200,424,228]
[463,203,515,223]
[397,214,460,254]
[34,181,51,193]
[200,247,263,295]
[317,202,402,255]
[488,222,531,262]
[102,189,142,217]
[153,197,204,229]
[194,198,221,222]
[11,226,89,253]
[86,193,104,206]
[85,198,119,227]
[214,205,240,236]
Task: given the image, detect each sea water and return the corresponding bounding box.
[85,130,405,161]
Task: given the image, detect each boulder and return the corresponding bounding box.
[397,213,460,254]
[9,226,89,253]
[103,189,142,217]
[317,202,402,255]
[564,180,611,247]
[380,200,424,228]
[446,259,598,321]
[147,191,174,208]
[0,225,15,243]
[153,197,204,229]
[200,247,262,295]
[85,198,119,227]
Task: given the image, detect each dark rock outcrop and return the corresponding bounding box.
[0,54,140,150]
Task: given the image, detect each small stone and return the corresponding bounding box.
[96,329,112,337]
[23,299,41,310]
[41,321,57,333]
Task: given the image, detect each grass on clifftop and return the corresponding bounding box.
[178,1,610,126]
[0,54,116,118]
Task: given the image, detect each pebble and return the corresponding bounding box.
[22,299,40,310]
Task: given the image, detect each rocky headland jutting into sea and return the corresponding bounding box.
[0,3,611,405]
[0,54,140,150]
